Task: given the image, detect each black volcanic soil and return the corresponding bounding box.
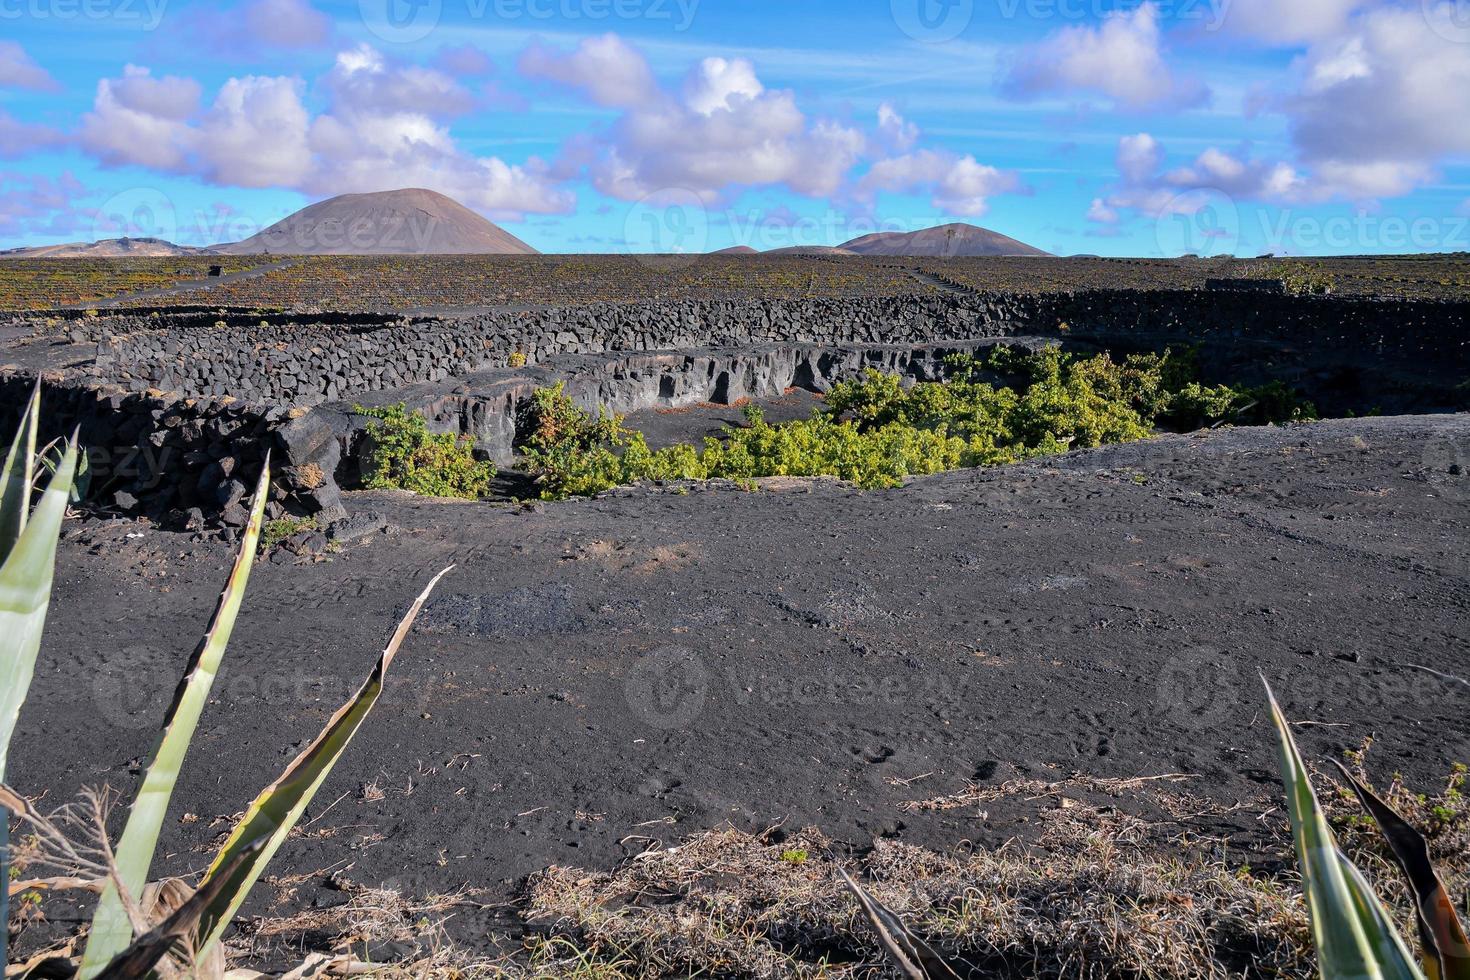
[622,388,827,448]
[11,414,1470,943]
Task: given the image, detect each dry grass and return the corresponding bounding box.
[10,754,1466,979]
[521,813,1309,980]
[510,758,1468,979]
[1315,743,1470,949]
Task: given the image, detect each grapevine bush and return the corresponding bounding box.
[517,346,1317,500]
[356,403,496,499]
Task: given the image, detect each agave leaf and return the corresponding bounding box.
[0,430,74,975]
[194,565,455,954]
[0,382,42,567]
[1263,676,1424,980]
[0,436,77,782]
[839,869,961,980]
[93,837,266,980]
[1333,761,1470,980]
[79,462,271,980]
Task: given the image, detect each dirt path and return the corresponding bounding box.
[12,413,1469,933]
[905,267,975,296]
[88,257,303,309]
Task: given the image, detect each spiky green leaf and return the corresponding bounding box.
[1263,677,1424,980]
[193,565,454,954]
[0,436,76,781]
[1334,762,1470,980]
[0,383,42,567]
[80,462,271,980]
[93,837,266,980]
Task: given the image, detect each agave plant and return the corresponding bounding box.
[1264,677,1470,980]
[0,385,77,974]
[74,484,451,977]
[0,389,452,978]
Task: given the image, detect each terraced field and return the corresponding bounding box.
[113,254,940,311]
[0,257,275,311]
[5,253,1469,313]
[920,253,1470,298]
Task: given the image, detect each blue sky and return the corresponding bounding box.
[2,0,1469,255]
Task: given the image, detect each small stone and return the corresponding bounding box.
[220,500,251,526]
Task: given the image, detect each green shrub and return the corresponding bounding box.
[259,516,318,553]
[356,403,496,499]
[518,384,705,499]
[1265,260,1336,296]
[516,347,1318,500]
[699,407,967,488]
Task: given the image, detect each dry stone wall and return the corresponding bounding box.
[1,288,1465,530]
[0,374,346,537]
[86,291,1470,408]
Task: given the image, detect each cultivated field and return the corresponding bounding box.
[0,256,275,311]
[4,253,1468,314]
[0,254,1467,978]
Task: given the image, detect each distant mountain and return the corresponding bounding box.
[839,223,1049,257]
[765,245,859,256]
[0,237,207,259]
[215,188,538,255]
[711,245,759,255]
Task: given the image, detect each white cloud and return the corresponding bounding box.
[518,33,655,108]
[76,50,571,219]
[523,36,867,203]
[0,111,63,160]
[1117,132,1164,186]
[682,57,762,115]
[1163,147,1310,201]
[434,43,494,78]
[325,44,475,119]
[1213,0,1367,45]
[876,103,919,152]
[1093,132,1316,223]
[1005,4,1208,110]
[1285,5,1470,195]
[240,0,331,48]
[1086,197,1119,225]
[0,41,58,91]
[188,0,332,54]
[860,149,1019,217]
[79,66,201,170]
[0,171,88,239]
[200,76,312,187]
